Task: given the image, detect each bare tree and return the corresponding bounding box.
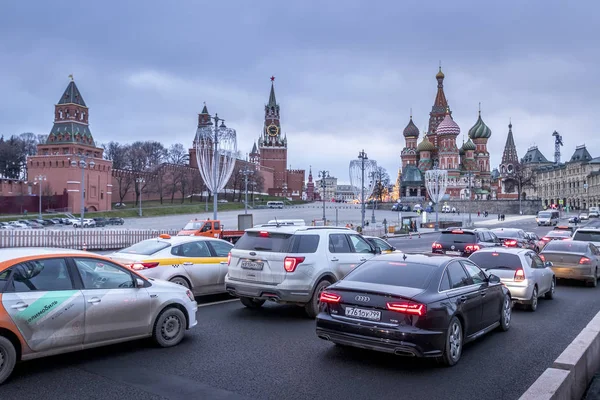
[168,143,189,165]
[514,161,537,200]
[373,166,391,202]
[102,142,131,170]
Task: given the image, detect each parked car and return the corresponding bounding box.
[432,228,500,257]
[364,236,399,254]
[580,213,589,221]
[8,221,30,229]
[315,253,511,366]
[108,217,125,226]
[0,248,198,385]
[539,240,600,287]
[391,203,402,211]
[469,248,555,311]
[491,228,529,249]
[72,218,96,228]
[110,234,233,296]
[93,217,108,227]
[572,228,600,248]
[50,218,62,225]
[525,232,545,252]
[226,226,381,318]
[28,222,44,230]
[541,230,572,244]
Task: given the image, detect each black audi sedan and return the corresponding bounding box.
[316,253,511,366]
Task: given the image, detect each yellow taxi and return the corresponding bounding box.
[109,234,233,296]
[364,236,401,254]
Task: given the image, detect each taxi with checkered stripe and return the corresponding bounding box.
[109,234,233,296]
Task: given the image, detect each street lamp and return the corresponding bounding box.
[318,170,329,223]
[34,175,47,220]
[369,170,378,224]
[136,177,145,217]
[425,166,448,231]
[240,166,254,214]
[70,155,95,227]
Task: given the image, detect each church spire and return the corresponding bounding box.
[268,76,277,107]
[501,120,519,165]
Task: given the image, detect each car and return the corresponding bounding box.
[0,248,198,385]
[391,203,402,211]
[8,222,30,229]
[554,225,575,234]
[491,228,529,249]
[541,230,572,244]
[315,253,511,366]
[226,226,381,318]
[93,217,108,227]
[364,236,400,254]
[108,217,125,226]
[50,218,62,225]
[580,213,589,221]
[110,234,233,295]
[572,228,600,248]
[431,228,501,257]
[72,218,95,228]
[525,232,545,252]
[469,248,555,311]
[540,240,600,287]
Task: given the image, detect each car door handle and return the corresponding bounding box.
[359,258,367,262]
[459,296,468,303]
[10,302,28,309]
[183,262,193,266]
[220,261,228,265]
[87,297,101,304]
[331,257,339,262]
[480,290,487,297]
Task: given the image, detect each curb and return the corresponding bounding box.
[519,310,600,400]
[386,231,439,239]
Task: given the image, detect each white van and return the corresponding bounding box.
[537,210,559,226]
[267,201,284,209]
[589,207,599,218]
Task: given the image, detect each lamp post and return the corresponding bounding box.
[318,170,329,223]
[240,166,254,214]
[369,170,377,224]
[466,170,473,228]
[34,175,46,220]
[70,155,95,227]
[358,150,368,229]
[425,166,448,232]
[136,177,145,217]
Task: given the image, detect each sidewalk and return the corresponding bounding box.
[475,215,535,227]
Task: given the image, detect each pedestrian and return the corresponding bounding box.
[477,211,480,217]
[498,214,501,221]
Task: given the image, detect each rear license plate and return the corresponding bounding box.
[345,307,381,321]
[241,260,264,270]
[446,251,461,256]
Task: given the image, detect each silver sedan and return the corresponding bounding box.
[469,248,555,311]
[540,239,600,287]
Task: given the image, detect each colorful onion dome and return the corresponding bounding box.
[459,146,465,156]
[403,116,420,137]
[462,138,476,151]
[417,136,435,152]
[468,112,492,139]
[436,67,445,80]
[436,112,460,136]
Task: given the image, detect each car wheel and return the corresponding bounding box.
[441,316,463,366]
[587,272,598,288]
[169,276,191,289]
[304,279,332,319]
[545,279,555,299]
[498,294,512,331]
[528,286,538,311]
[0,336,17,385]
[152,307,186,348]
[240,297,265,309]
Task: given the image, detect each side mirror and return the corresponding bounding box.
[391,247,397,252]
[544,261,553,268]
[374,246,382,254]
[488,274,501,284]
[136,278,146,288]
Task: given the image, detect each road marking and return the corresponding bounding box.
[197,298,239,307]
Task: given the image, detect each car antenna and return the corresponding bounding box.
[403,254,407,261]
[274,217,280,227]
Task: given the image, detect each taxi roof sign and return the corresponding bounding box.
[159,234,171,239]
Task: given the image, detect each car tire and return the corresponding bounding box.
[498,294,512,332]
[152,307,187,348]
[441,316,463,367]
[528,286,538,311]
[240,297,265,309]
[587,272,598,288]
[304,279,332,319]
[545,279,555,299]
[169,276,191,289]
[0,336,17,385]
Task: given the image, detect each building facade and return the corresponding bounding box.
[315,176,338,201]
[400,67,492,200]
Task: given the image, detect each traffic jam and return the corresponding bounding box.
[0,216,599,386]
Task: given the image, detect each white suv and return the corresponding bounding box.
[225,226,381,317]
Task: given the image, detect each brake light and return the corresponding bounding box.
[514,268,525,281]
[432,242,442,250]
[539,254,545,262]
[579,257,592,265]
[465,244,480,252]
[284,256,305,272]
[259,231,269,238]
[451,230,463,234]
[319,291,341,303]
[131,262,160,270]
[386,301,426,316]
[227,252,231,266]
[504,239,517,247]
[542,237,551,241]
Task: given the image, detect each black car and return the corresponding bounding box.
[316,253,511,366]
[392,203,402,211]
[108,217,125,225]
[93,217,108,227]
[491,228,529,249]
[432,228,501,257]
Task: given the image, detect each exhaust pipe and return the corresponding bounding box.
[394,349,416,357]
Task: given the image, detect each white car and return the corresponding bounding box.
[8,222,30,229]
[72,218,96,228]
[226,226,382,318]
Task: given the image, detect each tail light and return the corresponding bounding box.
[386,301,426,316]
[130,262,160,270]
[284,256,305,272]
[227,252,231,266]
[432,242,442,250]
[579,257,592,265]
[539,254,545,262]
[514,268,525,281]
[259,231,270,238]
[319,291,341,303]
[504,239,517,247]
[542,237,551,242]
[465,244,480,253]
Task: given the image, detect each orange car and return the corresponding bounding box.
[0,248,198,385]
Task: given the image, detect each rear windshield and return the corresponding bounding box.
[544,240,588,253]
[492,230,521,238]
[547,231,571,238]
[344,261,435,289]
[469,252,522,270]
[437,231,476,244]
[573,231,600,243]
[234,232,294,252]
[119,240,170,255]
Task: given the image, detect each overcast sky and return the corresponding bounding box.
[0,0,598,183]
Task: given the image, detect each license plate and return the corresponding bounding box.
[345,307,381,321]
[241,260,264,270]
[446,251,461,256]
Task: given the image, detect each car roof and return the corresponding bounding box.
[473,247,530,254]
[146,235,229,245]
[0,247,108,268]
[245,226,352,234]
[492,228,522,232]
[377,252,453,266]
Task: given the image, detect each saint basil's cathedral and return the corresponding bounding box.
[400,67,492,200]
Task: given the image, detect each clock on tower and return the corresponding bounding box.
[267,124,279,137]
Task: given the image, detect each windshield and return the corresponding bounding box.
[492,230,521,238]
[119,240,170,255]
[183,222,203,230]
[469,252,522,271]
[543,240,588,253]
[344,260,435,289]
[538,212,551,218]
[437,231,476,244]
[573,231,600,243]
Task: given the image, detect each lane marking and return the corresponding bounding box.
[197,298,240,308]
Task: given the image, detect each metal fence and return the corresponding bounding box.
[0,229,180,251]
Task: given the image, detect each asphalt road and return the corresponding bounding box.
[2,217,596,400]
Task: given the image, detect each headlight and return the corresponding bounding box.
[185,290,195,302]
